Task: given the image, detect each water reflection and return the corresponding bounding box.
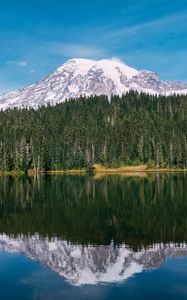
[0,174,187,246]
[0,233,187,286]
[0,173,187,287]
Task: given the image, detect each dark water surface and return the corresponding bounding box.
[0,173,187,299]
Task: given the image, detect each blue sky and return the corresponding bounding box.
[0,0,187,93]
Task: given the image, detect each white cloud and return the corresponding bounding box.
[110,57,124,63]
[6,60,27,67]
[50,43,107,58]
[108,12,187,38]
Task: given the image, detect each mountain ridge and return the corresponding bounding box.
[1,58,187,110]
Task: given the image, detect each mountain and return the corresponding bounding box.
[0,58,187,110]
[0,233,187,286]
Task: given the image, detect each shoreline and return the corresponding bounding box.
[91,164,187,174]
[0,164,187,176]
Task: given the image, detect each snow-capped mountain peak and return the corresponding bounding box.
[0,58,187,110]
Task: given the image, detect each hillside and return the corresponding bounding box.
[0,91,187,172]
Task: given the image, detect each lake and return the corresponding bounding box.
[0,173,187,299]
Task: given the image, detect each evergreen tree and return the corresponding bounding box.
[0,91,187,172]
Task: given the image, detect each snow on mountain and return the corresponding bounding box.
[0,233,187,286]
[1,58,187,110]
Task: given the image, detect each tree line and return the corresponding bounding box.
[0,91,187,172]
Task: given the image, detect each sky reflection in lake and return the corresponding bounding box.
[0,173,187,299]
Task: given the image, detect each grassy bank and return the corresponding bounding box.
[1,164,187,176]
[92,164,187,173]
[0,170,25,176]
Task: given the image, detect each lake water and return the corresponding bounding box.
[0,173,187,299]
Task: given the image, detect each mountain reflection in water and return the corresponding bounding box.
[0,173,187,286]
[1,234,187,286]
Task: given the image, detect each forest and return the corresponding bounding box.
[0,91,187,172]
